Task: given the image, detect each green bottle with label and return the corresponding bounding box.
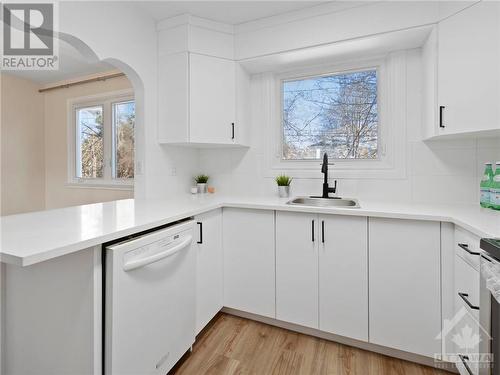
[490,162,500,210]
[480,163,494,208]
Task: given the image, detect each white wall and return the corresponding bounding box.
[193,1,498,206]
[58,2,199,200]
[1,74,46,215]
[199,48,500,205]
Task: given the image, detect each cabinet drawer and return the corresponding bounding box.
[453,255,480,375]
[454,255,480,318]
[455,227,481,271]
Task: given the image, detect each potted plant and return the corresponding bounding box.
[194,174,209,194]
[275,174,292,198]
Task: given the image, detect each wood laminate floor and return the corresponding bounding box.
[170,313,453,375]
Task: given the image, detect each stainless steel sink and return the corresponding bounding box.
[287,196,360,208]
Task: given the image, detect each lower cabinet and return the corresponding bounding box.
[195,209,223,334]
[319,215,368,341]
[369,218,441,358]
[276,211,319,328]
[223,208,275,318]
[275,211,369,339]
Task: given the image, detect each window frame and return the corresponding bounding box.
[67,89,135,189]
[280,66,381,162]
[264,54,407,180]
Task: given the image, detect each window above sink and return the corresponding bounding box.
[259,53,409,180]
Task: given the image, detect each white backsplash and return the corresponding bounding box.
[197,48,500,205]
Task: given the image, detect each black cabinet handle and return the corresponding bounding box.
[458,292,479,310]
[439,106,445,128]
[458,355,473,375]
[311,220,315,242]
[321,220,325,243]
[231,123,235,140]
[458,243,480,256]
[482,254,492,263]
[197,222,203,244]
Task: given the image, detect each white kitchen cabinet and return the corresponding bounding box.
[189,54,236,144]
[194,209,223,334]
[276,211,319,328]
[158,52,249,146]
[223,208,275,318]
[455,227,481,271]
[453,255,480,375]
[319,215,368,341]
[276,212,369,335]
[454,254,480,317]
[424,1,500,138]
[369,218,441,358]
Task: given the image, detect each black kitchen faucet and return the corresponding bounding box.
[321,153,337,198]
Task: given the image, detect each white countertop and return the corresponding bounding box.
[2,194,500,266]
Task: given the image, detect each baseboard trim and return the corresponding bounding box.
[221,307,458,374]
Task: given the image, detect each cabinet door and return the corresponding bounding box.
[276,211,318,328]
[158,52,189,143]
[438,2,500,134]
[369,218,441,358]
[189,53,236,144]
[223,208,275,318]
[319,215,368,341]
[195,209,223,334]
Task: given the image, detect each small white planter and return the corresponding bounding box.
[278,186,290,198]
[197,183,207,194]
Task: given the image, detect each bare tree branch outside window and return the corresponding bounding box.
[282,69,378,160]
[77,106,104,178]
[113,101,135,179]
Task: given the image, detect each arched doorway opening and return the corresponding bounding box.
[1,32,145,213]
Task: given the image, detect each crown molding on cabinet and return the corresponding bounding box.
[156,13,234,35]
[234,1,374,35]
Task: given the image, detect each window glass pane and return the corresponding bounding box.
[77,106,104,178]
[282,69,378,160]
[113,101,135,179]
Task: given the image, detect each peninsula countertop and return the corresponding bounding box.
[2,195,499,266]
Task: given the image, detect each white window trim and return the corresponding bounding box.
[263,52,407,179]
[67,89,135,189]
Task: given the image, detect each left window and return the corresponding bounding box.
[69,91,134,188]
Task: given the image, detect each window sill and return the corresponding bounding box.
[65,181,134,191]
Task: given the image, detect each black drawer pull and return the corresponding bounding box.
[439,106,445,128]
[197,222,203,244]
[321,220,325,243]
[458,243,480,256]
[231,123,235,140]
[311,220,315,242]
[458,354,473,375]
[482,254,492,263]
[458,292,480,310]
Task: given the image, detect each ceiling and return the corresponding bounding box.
[134,1,326,24]
[6,2,329,85]
[4,39,114,85]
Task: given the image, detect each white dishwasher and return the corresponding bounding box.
[105,219,195,375]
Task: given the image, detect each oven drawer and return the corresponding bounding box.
[455,227,481,271]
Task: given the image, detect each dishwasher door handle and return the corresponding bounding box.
[123,236,193,271]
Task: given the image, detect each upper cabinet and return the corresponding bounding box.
[157,15,250,147]
[423,2,500,139]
